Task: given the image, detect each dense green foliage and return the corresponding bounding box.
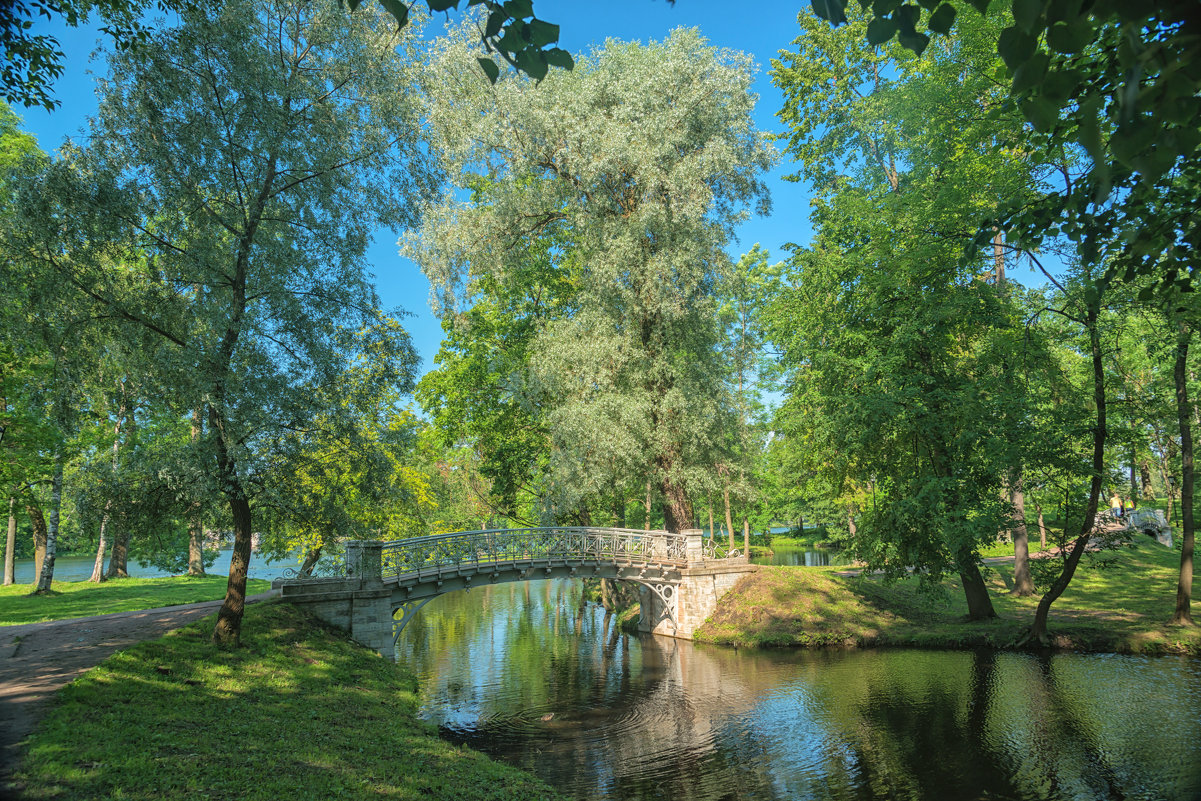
[0,0,1195,651]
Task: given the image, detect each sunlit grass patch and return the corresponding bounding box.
[0,576,273,626]
[697,537,1200,655]
[15,602,564,801]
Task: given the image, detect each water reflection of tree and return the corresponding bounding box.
[397,583,1201,801]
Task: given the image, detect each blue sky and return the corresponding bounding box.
[18,0,816,377]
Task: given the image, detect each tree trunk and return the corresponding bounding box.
[742,515,750,556]
[1140,460,1155,499]
[847,504,857,538]
[1033,499,1047,551]
[299,546,321,577]
[105,403,136,579]
[105,530,130,578]
[88,505,111,583]
[34,451,64,593]
[1173,320,1195,625]
[211,404,253,646]
[1129,444,1139,508]
[643,479,652,531]
[1011,471,1034,596]
[708,502,715,543]
[1026,299,1106,645]
[26,502,46,580]
[4,496,16,586]
[187,406,206,575]
[723,484,735,551]
[90,386,128,584]
[957,547,997,620]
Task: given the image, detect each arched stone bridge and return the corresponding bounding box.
[274,527,756,656]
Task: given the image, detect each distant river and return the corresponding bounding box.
[397,579,1201,801]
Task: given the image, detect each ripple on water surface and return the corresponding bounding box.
[396,581,1201,801]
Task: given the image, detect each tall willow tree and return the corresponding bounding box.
[13,0,433,643]
[408,28,773,531]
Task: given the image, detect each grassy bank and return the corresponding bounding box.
[0,576,272,626]
[696,536,1201,655]
[14,602,564,801]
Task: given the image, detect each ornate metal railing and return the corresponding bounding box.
[380,527,687,579]
[702,539,742,560]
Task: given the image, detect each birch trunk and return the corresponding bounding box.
[34,451,64,592]
[90,386,128,583]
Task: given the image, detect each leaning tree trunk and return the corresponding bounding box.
[956,544,998,620]
[34,451,64,593]
[299,546,322,578]
[1173,320,1195,625]
[88,505,111,583]
[1026,299,1106,645]
[4,496,16,585]
[1011,471,1034,596]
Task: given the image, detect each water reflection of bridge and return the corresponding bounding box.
[274,527,756,655]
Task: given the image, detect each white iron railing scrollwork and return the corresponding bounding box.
[379,527,691,579]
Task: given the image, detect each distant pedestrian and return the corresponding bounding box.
[1110,492,1122,518]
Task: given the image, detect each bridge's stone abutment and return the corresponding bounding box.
[639,560,756,639]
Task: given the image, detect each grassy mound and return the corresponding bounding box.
[696,537,1201,655]
[0,576,273,626]
[14,602,564,801]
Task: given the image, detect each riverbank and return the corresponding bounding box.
[10,601,564,801]
[0,576,272,626]
[696,537,1201,655]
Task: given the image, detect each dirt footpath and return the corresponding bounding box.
[0,590,279,794]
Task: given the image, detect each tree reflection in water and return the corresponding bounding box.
[394,580,1201,801]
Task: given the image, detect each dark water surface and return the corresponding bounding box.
[396,580,1201,801]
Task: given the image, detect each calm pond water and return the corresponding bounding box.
[8,550,296,584]
[396,579,1201,801]
[752,545,852,567]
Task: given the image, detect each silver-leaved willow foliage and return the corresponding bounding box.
[405,27,775,531]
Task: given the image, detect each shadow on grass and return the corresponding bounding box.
[0,577,273,626]
[16,602,563,801]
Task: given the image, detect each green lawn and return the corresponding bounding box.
[14,602,564,801]
[697,535,1201,655]
[0,576,272,626]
